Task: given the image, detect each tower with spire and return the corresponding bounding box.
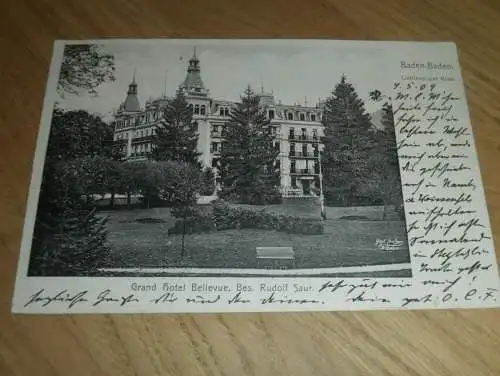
[121,69,141,113]
[180,47,209,97]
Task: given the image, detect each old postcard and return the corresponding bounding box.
[12,39,499,313]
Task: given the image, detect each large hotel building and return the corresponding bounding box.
[113,51,325,197]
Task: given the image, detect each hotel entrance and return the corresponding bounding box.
[302,179,311,195]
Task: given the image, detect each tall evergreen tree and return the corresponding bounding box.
[365,92,405,219]
[200,167,216,196]
[219,86,280,205]
[321,76,375,206]
[151,89,201,165]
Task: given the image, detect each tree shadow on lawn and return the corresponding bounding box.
[106,218,410,270]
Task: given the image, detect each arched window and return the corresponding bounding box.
[310,113,316,122]
[287,112,293,121]
[299,113,306,121]
[200,105,206,115]
[194,104,200,115]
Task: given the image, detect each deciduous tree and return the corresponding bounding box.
[58,44,115,96]
[29,110,115,275]
[157,161,203,257]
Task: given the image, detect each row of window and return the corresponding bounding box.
[116,128,156,140]
[269,109,319,122]
[290,160,320,174]
[219,106,231,117]
[289,143,319,155]
[115,106,319,129]
[192,105,231,117]
[193,104,206,115]
[116,112,164,129]
[290,177,320,189]
[209,141,318,159]
[210,142,222,153]
[289,127,319,141]
[211,125,319,139]
[130,143,152,154]
[116,126,319,143]
[211,124,226,135]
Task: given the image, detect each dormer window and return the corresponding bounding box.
[219,106,230,116]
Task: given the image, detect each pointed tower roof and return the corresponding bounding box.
[123,69,141,112]
[180,47,208,97]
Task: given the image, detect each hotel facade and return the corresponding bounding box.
[113,51,325,197]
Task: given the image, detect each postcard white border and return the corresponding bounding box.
[12,39,500,314]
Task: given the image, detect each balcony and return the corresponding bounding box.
[289,151,319,159]
[290,168,319,176]
[288,134,320,143]
[211,131,222,138]
[128,152,150,161]
[131,135,153,144]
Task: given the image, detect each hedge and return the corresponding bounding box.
[168,201,324,235]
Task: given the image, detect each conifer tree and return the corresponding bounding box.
[365,92,405,219]
[321,76,375,206]
[151,88,201,165]
[219,86,280,205]
[200,167,216,196]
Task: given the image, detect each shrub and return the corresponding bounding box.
[168,200,324,235]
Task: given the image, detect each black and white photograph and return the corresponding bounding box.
[26,40,411,278]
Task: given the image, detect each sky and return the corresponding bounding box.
[57,40,390,121]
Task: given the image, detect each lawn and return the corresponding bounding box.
[99,205,410,270]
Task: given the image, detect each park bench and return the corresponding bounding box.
[256,247,295,269]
